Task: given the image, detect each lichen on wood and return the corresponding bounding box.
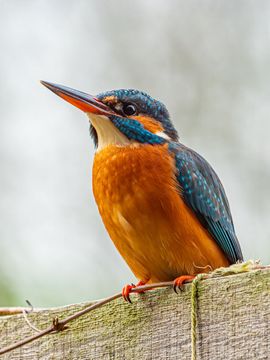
[0,267,269,359]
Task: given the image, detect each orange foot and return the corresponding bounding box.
[122,280,146,303]
[173,275,195,293]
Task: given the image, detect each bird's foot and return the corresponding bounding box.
[173,275,195,293]
[122,280,146,303]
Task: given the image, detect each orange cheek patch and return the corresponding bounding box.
[103,95,118,105]
[131,116,164,133]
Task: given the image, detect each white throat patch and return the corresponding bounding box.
[154,131,171,140]
[87,113,131,151]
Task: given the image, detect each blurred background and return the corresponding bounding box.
[0,0,270,306]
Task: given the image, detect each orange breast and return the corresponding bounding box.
[93,144,229,283]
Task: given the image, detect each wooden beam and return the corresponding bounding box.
[0,267,269,359]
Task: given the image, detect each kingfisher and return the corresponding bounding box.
[41,81,243,302]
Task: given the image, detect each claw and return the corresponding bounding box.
[121,280,146,303]
[173,275,195,293]
[122,284,135,303]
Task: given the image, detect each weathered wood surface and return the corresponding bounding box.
[0,268,269,359]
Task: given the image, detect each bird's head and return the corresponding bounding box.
[41,81,178,150]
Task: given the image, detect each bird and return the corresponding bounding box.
[41,81,243,302]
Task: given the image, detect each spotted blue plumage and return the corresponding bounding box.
[169,142,243,264]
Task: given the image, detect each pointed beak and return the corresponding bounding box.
[40,81,113,115]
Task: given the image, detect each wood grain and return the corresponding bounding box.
[0,268,269,359]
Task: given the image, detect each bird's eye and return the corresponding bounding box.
[122,103,137,116]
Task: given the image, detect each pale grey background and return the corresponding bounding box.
[0,0,269,306]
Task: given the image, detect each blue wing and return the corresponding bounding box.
[169,143,243,264]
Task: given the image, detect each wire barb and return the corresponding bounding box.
[0,281,174,355]
[52,317,68,332]
[0,262,263,357]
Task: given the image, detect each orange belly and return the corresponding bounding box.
[93,144,229,283]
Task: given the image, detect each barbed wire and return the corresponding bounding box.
[0,261,265,358]
[0,280,176,356]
